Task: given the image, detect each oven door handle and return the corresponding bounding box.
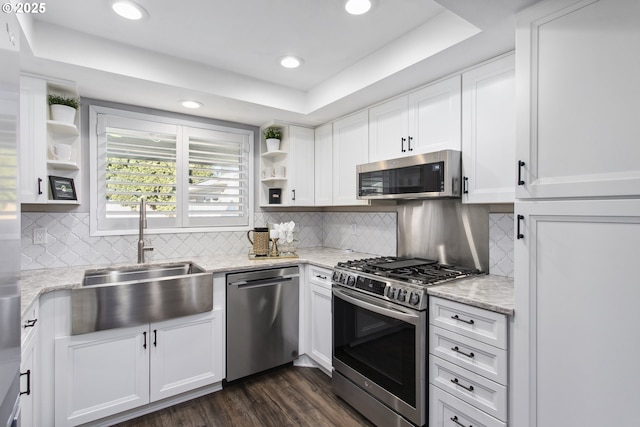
[332,288,420,325]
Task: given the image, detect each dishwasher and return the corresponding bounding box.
[226,266,299,382]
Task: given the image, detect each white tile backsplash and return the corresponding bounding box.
[21,211,514,277]
[489,213,514,278]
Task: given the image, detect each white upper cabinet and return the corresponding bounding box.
[288,125,315,206]
[259,123,315,207]
[368,75,462,162]
[461,54,516,204]
[314,123,333,206]
[20,75,82,205]
[19,76,48,203]
[515,0,640,199]
[408,75,461,154]
[368,96,409,162]
[333,111,369,205]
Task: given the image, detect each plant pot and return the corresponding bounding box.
[50,104,77,124]
[266,138,280,152]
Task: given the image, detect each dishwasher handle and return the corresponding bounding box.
[229,274,298,289]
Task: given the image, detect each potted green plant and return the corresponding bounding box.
[48,94,80,124]
[263,127,281,152]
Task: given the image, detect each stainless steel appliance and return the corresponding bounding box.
[332,257,481,427]
[226,266,299,382]
[0,12,21,427]
[357,150,461,200]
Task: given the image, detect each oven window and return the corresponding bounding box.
[333,295,416,407]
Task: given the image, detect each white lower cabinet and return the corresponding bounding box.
[54,310,223,426]
[306,266,332,372]
[429,297,508,426]
[20,305,40,427]
[430,385,505,427]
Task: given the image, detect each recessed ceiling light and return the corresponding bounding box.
[345,0,372,15]
[280,56,303,69]
[180,100,203,109]
[111,0,148,20]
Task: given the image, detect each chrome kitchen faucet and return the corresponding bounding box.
[138,197,154,263]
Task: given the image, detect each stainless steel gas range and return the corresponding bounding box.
[331,256,481,427]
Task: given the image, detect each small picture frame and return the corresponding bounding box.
[49,176,77,200]
[269,188,282,205]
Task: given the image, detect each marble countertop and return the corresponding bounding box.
[20,247,514,317]
[427,274,514,315]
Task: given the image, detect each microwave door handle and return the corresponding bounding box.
[332,288,420,325]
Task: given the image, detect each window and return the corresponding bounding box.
[90,106,253,235]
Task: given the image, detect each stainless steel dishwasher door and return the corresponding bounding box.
[226,266,300,382]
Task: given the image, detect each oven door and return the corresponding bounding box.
[332,287,426,426]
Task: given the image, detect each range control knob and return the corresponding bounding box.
[397,289,407,302]
[332,271,340,282]
[409,292,421,306]
[346,275,356,286]
[386,287,396,299]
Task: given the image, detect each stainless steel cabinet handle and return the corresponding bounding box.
[451,346,474,359]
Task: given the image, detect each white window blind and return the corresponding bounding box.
[92,108,252,235]
[184,127,249,227]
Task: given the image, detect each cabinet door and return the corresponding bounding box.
[314,123,333,206]
[149,310,223,402]
[19,76,48,203]
[408,75,461,153]
[54,326,149,426]
[308,282,332,372]
[20,326,38,427]
[515,0,640,199]
[513,199,640,427]
[462,54,515,204]
[332,111,369,206]
[288,126,315,206]
[368,96,409,162]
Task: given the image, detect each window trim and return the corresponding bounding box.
[89,105,254,237]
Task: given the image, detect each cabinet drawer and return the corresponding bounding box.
[308,266,332,288]
[429,297,507,349]
[21,301,40,345]
[429,326,507,384]
[429,385,505,427]
[429,355,506,421]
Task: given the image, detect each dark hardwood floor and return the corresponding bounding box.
[113,366,375,427]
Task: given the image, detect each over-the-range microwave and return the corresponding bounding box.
[356,149,461,199]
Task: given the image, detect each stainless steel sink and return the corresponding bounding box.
[82,262,205,286]
[71,262,213,335]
